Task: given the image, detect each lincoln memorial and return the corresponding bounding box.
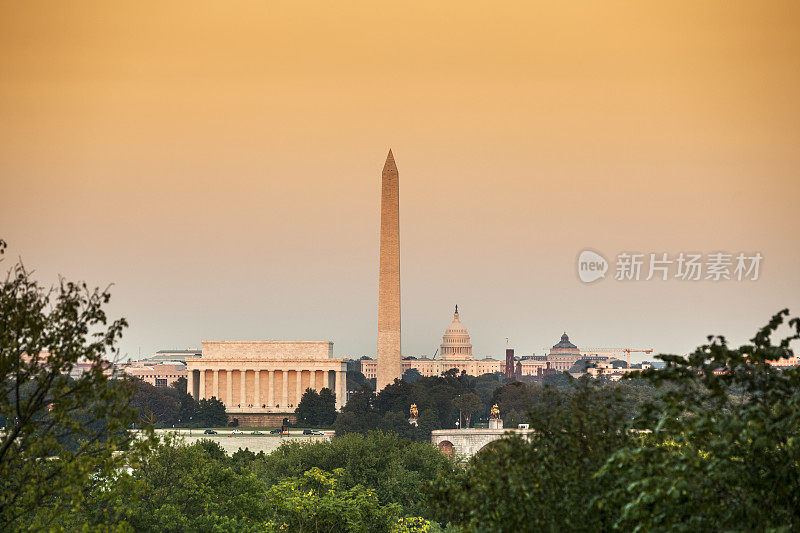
[186,341,347,425]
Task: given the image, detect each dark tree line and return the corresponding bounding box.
[129,377,227,428]
[332,370,510,440]
[294,387,337,427]
[332,366,662,439]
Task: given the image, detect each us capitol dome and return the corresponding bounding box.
[440,305,473,360]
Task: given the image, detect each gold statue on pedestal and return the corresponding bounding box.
[489,403,503,429]
[409,403,419,427]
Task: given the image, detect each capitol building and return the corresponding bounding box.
[361,306,502,379]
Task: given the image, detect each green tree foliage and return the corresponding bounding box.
[319,388,337,422]
[542,370,575,388]
[489,381,537,428]
[196,397,228,428]
[336,372,506,438]
[427,379,633,531]
[295,387,337,427]
[129,376,224,428]
[0,240,153,530]
[416,408,440,440]
[347,369,372,391]
[264,467,429,532]
[451,392,481,427]
[252,432,453,519]
[346,357,376,391]
[402,368,423,382]
[171,377,200,424]
[84,439,271,531]
[594,309,800,531]
[567,359,592,372]
[470,373,507,419]
[72,435,443,531]
[129,379,181,426]
[490,375,659,428]
[334,387,384,435]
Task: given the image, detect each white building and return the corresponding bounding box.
[186,340,347,425]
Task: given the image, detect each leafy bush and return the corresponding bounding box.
[253,431,453,518]
[594,309,800,531]
[264,467,426,532]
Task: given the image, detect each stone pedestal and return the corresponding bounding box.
[488,418,503,430]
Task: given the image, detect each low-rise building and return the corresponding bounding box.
[144,349,202,364]
[118,361,186,388]
[587,361,652,380]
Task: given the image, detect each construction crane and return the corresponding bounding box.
[623,349,654,369]
[581,347,654,369]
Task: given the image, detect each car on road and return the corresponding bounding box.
[302,429,313,435]
[203,429,217,435]
[311,430,324,435]
[230,429,244,435]
[269,429,281,434]
[251,430,262,435]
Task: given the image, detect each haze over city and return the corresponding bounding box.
[2,1,799,362]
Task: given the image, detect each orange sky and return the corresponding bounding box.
[2,1,799,360]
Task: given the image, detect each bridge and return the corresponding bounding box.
[431,428,534,458]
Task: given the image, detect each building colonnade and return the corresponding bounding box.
[187,366,346,411]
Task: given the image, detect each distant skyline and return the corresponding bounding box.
[2,2,799,363]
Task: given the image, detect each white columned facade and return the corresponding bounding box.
[268,370,275,407]
[187,370,195,400]
[335,370,345,409]
[185,341,348,419]
[226,370,233,406]
[281,370,289,407]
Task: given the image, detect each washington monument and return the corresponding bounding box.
[377,149,402,391]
